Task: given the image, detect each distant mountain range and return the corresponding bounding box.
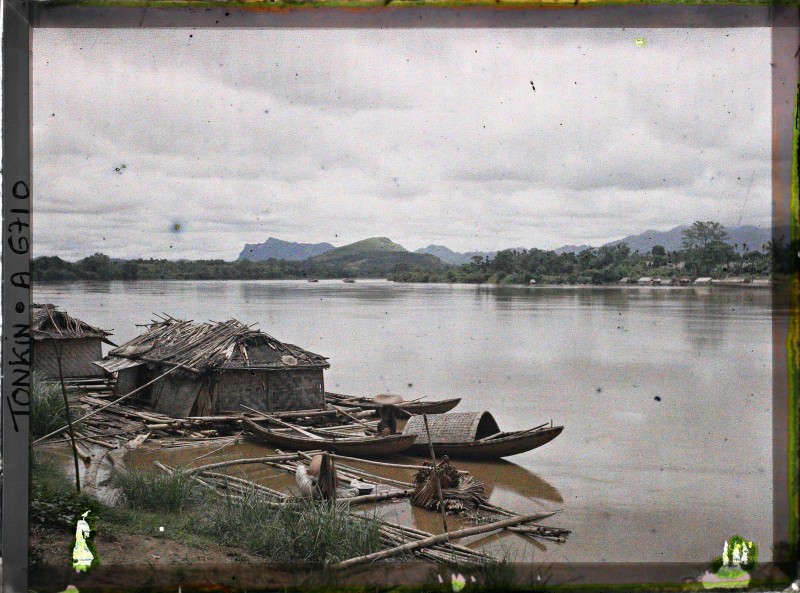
[300,237,445,277]
[413,245,498,266]
[599,224,771,255]
[238,224,773,268]
[239,237,334,261]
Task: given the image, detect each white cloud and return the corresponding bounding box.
[32,27,771,259]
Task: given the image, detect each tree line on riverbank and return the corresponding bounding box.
[32,221,787,284]
[389,222,782,285]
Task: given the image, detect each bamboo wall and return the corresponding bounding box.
[33,337,104,378]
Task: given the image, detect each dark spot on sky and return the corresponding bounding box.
[596,387,602,393]
[654,396,661,402]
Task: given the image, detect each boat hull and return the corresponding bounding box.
[244,418,415,457]
[406,426,564,460]
[326,393,461,418]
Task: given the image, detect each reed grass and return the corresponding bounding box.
[113,468,207,514]
[30,370,81,439]
[201,488,383,564]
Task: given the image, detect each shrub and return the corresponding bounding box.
[30,453,101,530]
[30,370,81,439]
[114,469,206,514]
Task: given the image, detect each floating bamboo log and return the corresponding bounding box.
[332,511,559,570]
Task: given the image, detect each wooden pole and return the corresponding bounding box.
[33,363,185,444]
[328,404,374,430]
[331,511,559,570]
[53,340,81,493]
[241,412,323,440]
[422,414,449,534]
[187,452,320,475]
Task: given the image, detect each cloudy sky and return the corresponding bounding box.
[33,27,770,260]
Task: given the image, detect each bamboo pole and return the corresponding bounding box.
[241,407,323,440]
[332,511,558,570]
[186,452,318,475]
[328,404,373,430]
[318,452,468,473]
[33,363,185,445]
[53,340,82,492]
[422,414,449,534]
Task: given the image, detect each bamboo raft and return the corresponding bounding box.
[153,450,569,564]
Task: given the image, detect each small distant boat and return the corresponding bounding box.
[326,392,461,418]
[308,279,319,283]
[343,278,356,283]
[402,411,563,460]
[243,417,416,457]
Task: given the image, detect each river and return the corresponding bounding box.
[34,279,774,564]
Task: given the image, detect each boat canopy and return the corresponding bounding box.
[403,411,500,444]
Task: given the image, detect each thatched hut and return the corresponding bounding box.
[32,304,114,379]
[94,316,330,418]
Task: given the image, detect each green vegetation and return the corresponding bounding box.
[391,221,777,285]
[32,237,445,281]
[31,454,102,530]
[113,468,208,514]
[32,221,789,285]
[203,489,383,563]
[32,458,384,566]
[30,371,81,439]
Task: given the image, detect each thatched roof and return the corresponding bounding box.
[403,411,501,444]
[31,304,115,344]
[103,316,329,375]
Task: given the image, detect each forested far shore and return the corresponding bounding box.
[32,222,791,284]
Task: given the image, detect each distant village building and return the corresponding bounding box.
[528,279,537,285]
[618,277,630,284]
[637,277,653,285]
[694,277,713,285]
[32,304,114,379]
[94,317,330,418]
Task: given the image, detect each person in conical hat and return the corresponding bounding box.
[374,393,403,435]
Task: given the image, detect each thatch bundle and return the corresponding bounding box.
[104,315,329,376]
[411,457,488,515]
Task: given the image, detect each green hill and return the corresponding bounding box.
[310,237,406,261]
[304,237,445,277]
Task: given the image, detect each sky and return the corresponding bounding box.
[32,27,771,260]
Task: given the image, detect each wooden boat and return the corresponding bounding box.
[342,278,356,283]
[402,411,563,460]
[243,417,416,457]
[326,392,461,418]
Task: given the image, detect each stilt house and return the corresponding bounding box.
[94,317,330,418]
[32,304,115,379]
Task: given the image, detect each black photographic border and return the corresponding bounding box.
[3,4,798,592]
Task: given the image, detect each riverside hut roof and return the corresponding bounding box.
[103,316,329,375]
[31,304,115,344]
[403,411,501,444]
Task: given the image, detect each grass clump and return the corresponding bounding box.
[30,453,102,530]
[113,468,207,514]
[201,489,383,564]
[30,370,82,439]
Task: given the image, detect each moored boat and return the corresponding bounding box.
[402,411,563,460]
[326,392,461,418]
[243,417,415,457]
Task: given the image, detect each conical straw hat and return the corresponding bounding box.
[374,393,403,405]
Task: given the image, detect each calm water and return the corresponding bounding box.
[35,280,774,563]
